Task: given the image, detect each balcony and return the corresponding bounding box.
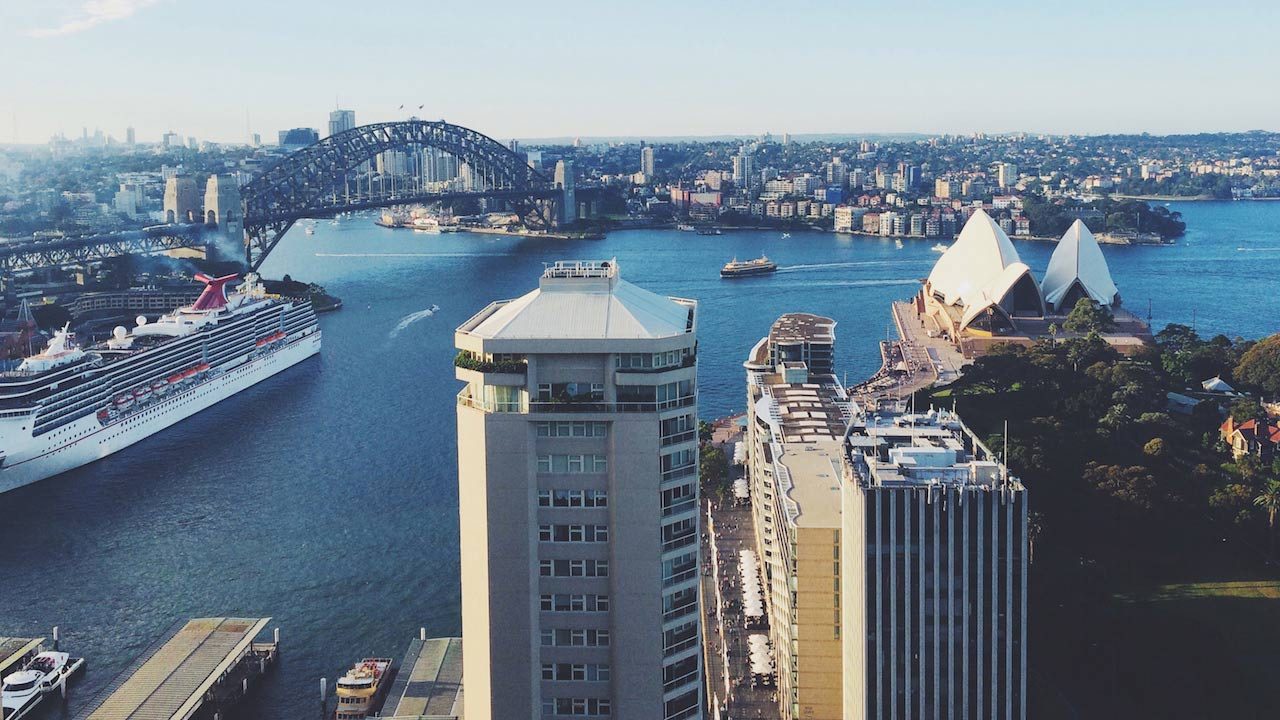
[530,395,696,414]
[615,353,697,374]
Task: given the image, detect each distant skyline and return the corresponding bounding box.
[2,0,1278,145]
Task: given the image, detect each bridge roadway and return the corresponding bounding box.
[0,224,209,273]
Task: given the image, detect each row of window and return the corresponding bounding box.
[536,421,608,438]
[540,628,610,647]
[541,698,611,716]
[540,524,609,543]
[538,454,608,474]
[540,559,609,578]
[541,663,611,682]
[615,349,690,369]
[661,448,695,473]
[539,489,609,508]
[536,382,604,402]
[541,594,609,612]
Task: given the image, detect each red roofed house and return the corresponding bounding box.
[1220,415,1280,461]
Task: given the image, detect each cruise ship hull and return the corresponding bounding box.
[0,331,320,495]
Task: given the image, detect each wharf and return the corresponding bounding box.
[381,636,464,719]
[74,618,276,720]
[0,637,43,678]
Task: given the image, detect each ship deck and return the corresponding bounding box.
[0,636,43,677]
[381,636,464,719]
[73,617,271,720]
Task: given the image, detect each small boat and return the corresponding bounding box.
[113,395,134,410]
[781,233,791,239]
[152,379,169,395]
[931,243,948,253]
[676,223,696,232]
[132,386,151,401]
[1,651,86,720]
[721,256,778,278]
[332,658,394,720]
[304,226,316,235]
[695,226,722,236]
[894,239,904,249]
[430,304,440,312]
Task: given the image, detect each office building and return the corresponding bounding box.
[641,146,655,176]
[841,407,1027,720]
[744,314,852,720]
[278,127,320,149]
[329,109,356,137]
[125,126,136,145]
[455,260,702,720]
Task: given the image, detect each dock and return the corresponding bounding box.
[74,618,277,720]
[380,635,463,719]
[0,637,43,679]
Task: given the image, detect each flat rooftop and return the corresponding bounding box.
[76,618,270,720]
[848,408,1022,490]
[761,378,853,442]
[769,312,835,345]
[775,439,844,528]
[382,637,464,719]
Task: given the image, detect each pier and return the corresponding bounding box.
[74,618,277,720]
[0,637,43,680]
[379,634,463,719]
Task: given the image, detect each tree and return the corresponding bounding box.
[1235,334,1280,397]
[1255,479,1280,556]
[699,444,730,498]
[1063,298,1116,334]
[1143,438,1167,458]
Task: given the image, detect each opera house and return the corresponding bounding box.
[913,209,1152,356]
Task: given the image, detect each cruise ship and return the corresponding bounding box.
[0,272,321,495]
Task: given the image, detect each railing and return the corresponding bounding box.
[662,600,697,623]
[453,351,526,374]
[615,354,697,374]
[663,635,698,657]
[456,390,522,413]
[661,464,697,483]
[661,532,696,554]
[662,499,697,518]
[660,429,697,447]
[663,567,697,588]
[530,395,696,414]
[663,669,700,694]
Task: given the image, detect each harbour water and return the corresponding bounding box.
[0,200,1276,717]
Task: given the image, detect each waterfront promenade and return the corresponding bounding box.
[849,299,967,407]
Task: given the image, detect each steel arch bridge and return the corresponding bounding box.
[241,120,558,269]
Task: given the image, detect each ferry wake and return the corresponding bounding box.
[0,272,321,495]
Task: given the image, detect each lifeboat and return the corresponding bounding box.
[133,386,151,400]
[97,409,111,423]
[114,395,134,409]
[255,330,286,348]
[152,379,169,395]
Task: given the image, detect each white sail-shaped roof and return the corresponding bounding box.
[1042,220,1119,309]
[927,209,1023,307]
[958,262,1043,330]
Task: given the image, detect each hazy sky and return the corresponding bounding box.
[2,0,1277,144]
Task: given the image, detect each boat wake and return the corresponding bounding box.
[777,260,920,272]
[390,305,441,338]
[316,252,510,258]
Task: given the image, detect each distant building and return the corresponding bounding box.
[454,260,702,720]
[161,131,182,149]
[526,150,543,171]
[935,178,952,198]
[641,145,655,176]
[278,127,320,149]
[554,160,575,226]
[998,162,1018,188]
[125,127,136,145]
[328,109,356,137]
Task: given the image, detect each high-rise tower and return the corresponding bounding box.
[455,260,702,720]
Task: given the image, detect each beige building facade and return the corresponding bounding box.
[455,260,702,720]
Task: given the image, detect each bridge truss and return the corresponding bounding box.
[0,225,209,273]
[241,120,557,269]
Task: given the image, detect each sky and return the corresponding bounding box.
[1,0,1277,144]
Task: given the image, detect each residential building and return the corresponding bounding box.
[998,162,1018,188]
[935,178,952,199]
[744,314,851,720]
[841,407,1028,720]
[641,146,655,176]
[455,261,702,720]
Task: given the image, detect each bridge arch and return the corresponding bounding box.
[240,120,555,268]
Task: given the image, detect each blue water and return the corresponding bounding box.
[0,201,1276,718]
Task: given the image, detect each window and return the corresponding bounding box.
[663,621,697,655]
[664,690,698,720]
[662,448,695,472]
[540,628,610,647]
[537,421,608,438]
[540,594,610,612]
[537,455,608,474]
[539,524,609,543]
[541,663,609,681]
[537,382,604,403]
[543,698,612,716]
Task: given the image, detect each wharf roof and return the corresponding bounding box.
[0,637,43,677]
[460,260,695,341]
[382,637,464,719]
[76,617,270,720]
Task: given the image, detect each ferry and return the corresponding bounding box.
[0,272,321,495]
[931,242,949,253]
[1,651,86,720]
[333,658,394,720]
[720,256,778,278]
